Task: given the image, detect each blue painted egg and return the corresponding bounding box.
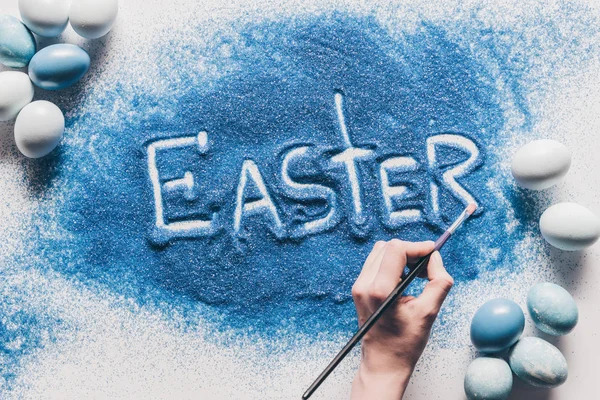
[470,298,525,353]
[509,337,568,388]
[0,15,36,68]
[464,357,513,400]
[528,282,578,336]
[28,44,90,90]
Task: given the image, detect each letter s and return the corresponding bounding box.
[281,145,341,238]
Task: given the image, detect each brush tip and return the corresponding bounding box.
[466,203,477,215]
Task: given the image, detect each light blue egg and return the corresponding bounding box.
[470,298,525,353]
[509,337,568,388]
[28,44,90,90]
[528,282,578,336]
[464,357,513,400]
[0,15,36,68]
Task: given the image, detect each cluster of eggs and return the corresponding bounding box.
[465,283,578,399]
[464,138,597,399]
[511,139,600,250]
[0,0,118,158]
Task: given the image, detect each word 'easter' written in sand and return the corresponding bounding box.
[146,93,481,243]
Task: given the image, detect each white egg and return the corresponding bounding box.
[540,202,600,251]
[14,100,64,158]
[511,139,571,190]
[19,0,71,38]
[0,71,34,122]
[69,0,118,39]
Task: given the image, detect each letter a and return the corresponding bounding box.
[234,159,284,237]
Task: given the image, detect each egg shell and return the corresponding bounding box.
[528,282,578,336]
[0,15,37,68]
[509,337,568,388]
[540,202,600,251]
[470,298,525,353]
[0,71,34,121]
[464,357,513,400]
[28,44,90,90]
[69,0,118,39]
[14,100,64,158]
[19,0,70,38]
[511,139,571,190]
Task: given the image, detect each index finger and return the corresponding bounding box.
[370,240,435,297]
[405,240,435,278]
[406,240,435,264]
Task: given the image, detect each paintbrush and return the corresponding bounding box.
[302,203,477,400]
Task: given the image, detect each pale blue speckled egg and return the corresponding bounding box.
[0,15,36,68]
[471,298,525,353]
[509,337,568,388]
[28,44,90,90]
[528,282,578,336]
[464,357,513,400]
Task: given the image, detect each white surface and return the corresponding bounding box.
[1,0,600,399]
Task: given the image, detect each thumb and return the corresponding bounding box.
[417,251,454,311]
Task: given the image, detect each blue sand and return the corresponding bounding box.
[28,44,90,90]
[471,298,525,353]
[0,15,36,68]
[26,14,535,337]
[0,304,62,385]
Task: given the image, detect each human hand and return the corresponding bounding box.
[350,240,454,400]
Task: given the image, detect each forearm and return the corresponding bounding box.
[349,242,452,400]
[350,364,412,400]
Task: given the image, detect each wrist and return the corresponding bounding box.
[351,362,412,400]
[360,339,418,376]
